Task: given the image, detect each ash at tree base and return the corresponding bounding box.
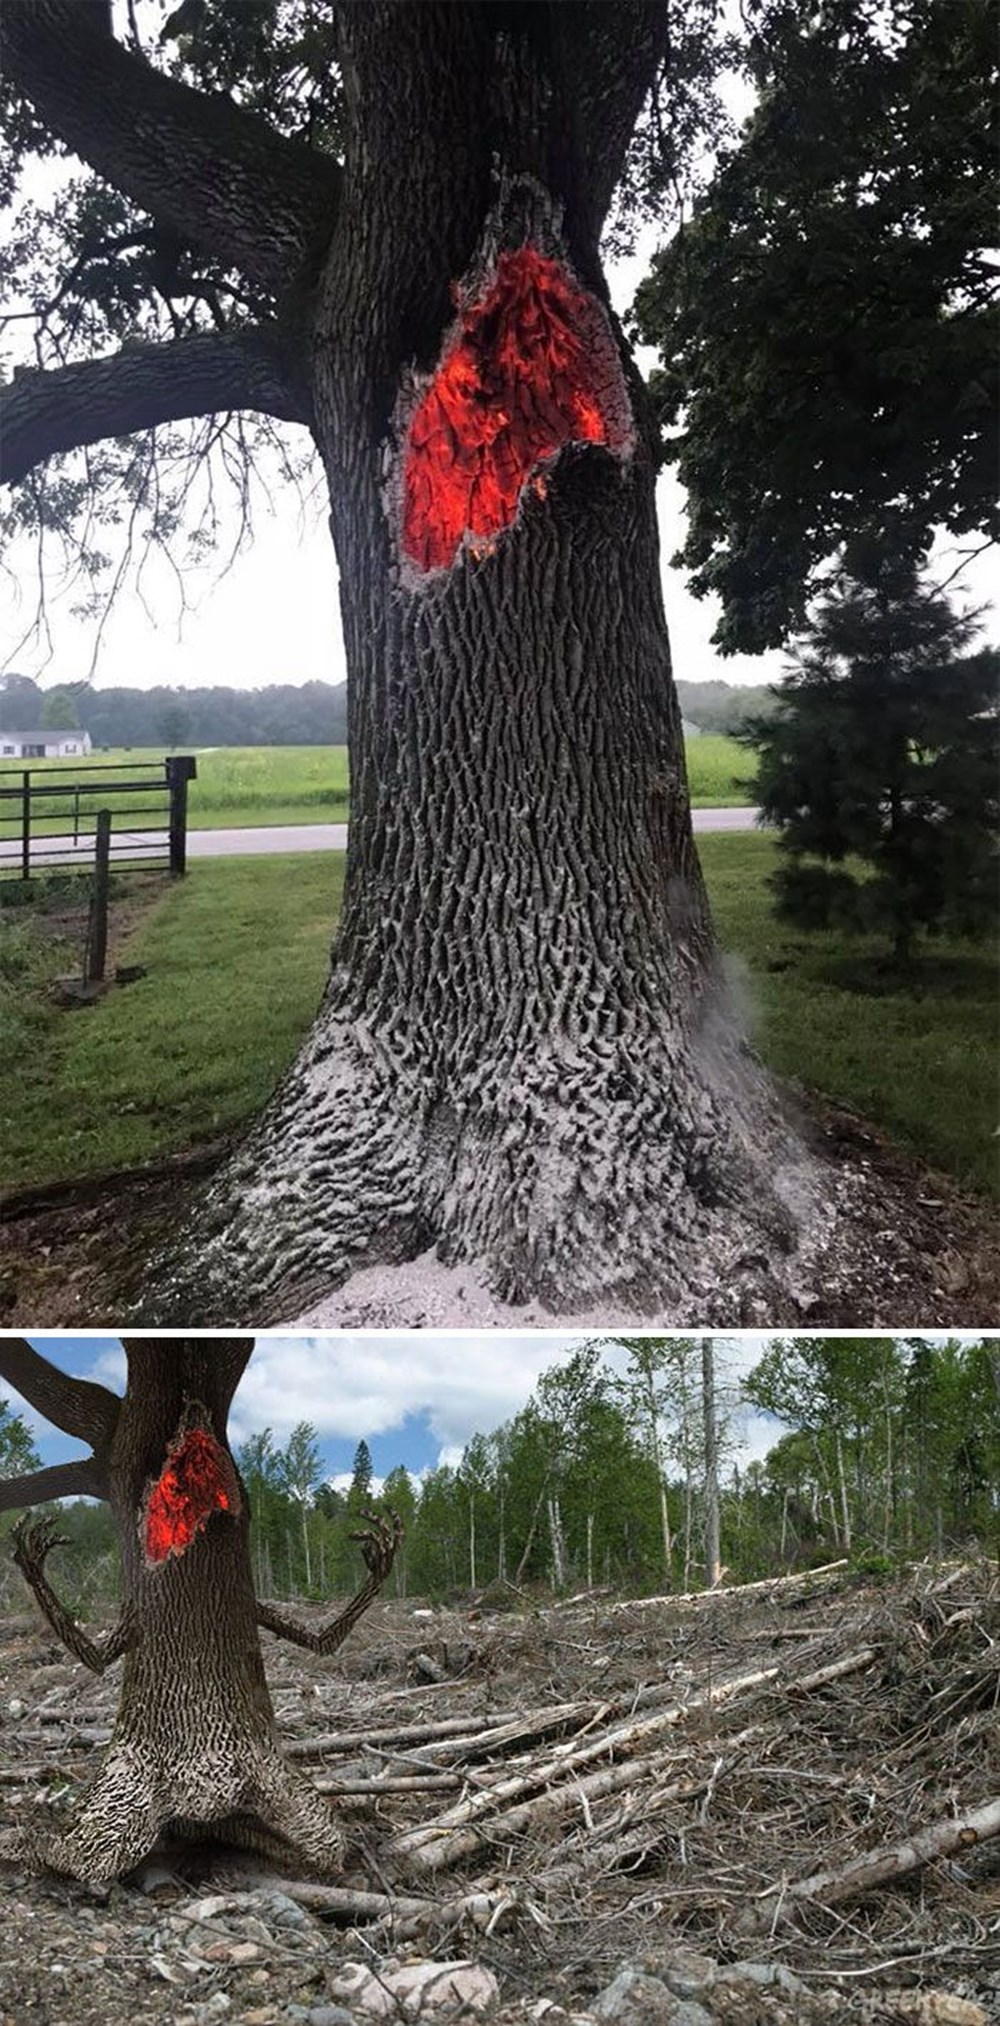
[401,242,631,572]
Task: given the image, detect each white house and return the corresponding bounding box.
[0,729,93,759]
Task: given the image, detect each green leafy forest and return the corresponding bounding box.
[1,1338,996,1616]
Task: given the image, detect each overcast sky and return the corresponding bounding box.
[6,1333,990,1491]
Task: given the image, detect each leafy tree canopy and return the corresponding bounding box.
[0,0,729,631]
[631,0,999,652]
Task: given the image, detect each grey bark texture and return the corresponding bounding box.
[2,3,823,1325]
[0,1339,399,1886]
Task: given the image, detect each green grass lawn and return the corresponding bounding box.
[0,734,750,835]
[4,835,992,1197]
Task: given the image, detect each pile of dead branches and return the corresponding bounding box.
[2,1558,998,2005]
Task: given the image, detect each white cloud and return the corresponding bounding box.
[227,1331,590,1452]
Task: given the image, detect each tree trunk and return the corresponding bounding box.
[835,1428,853,1555]
[4,1344,389,1886]
[702,1339,721,1590]
[138,7,816,1327]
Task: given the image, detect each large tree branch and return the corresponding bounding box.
[0,328,311,487]
[549,2,671,234]
[0,1341,119,1447]
[1,0,342,294]
[0,1458,109,1514]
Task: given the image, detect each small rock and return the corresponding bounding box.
[183,1895,235,1924]
[307,2009,357,2026]
[720,1962,805,1996]
[6,1700,26,1720]
[330,1958,499,2017]
[884,1996,988,2026]
[592,1967,679,2023]
[658,1954,715,2002]
[259,1890,315,1930]
[204,1940,261,1966]
[240,2012,277,2026]
[194,1998,232,2022]
[238,1916,275,1946]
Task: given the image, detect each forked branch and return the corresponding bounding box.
[11,1517,140,1676]
[120,1338,255,1423]
[1,329,311,488]
[0,1340,119,1448]
[2,0,342,293]
[257,1512,402,1656]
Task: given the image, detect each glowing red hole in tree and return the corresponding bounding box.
[144,1426,237,1564]
[402,244,629,574]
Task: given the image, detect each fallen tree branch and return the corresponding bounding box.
[613,1562,849,1613]
[388,1664,783,1869]
[753,1796,1000,1920]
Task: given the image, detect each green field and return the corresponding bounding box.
[2,835,994,1197]
[0,734,750,836]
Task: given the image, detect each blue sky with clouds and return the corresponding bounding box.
[4,1333,991,1489]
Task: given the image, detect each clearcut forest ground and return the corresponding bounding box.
[0,738,754,833]
[0,1558,997,2026]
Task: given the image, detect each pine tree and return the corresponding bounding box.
[742,558,999,965]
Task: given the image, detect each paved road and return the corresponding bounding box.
[1,804,759,870]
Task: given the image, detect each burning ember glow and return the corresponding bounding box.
[402,243,628,573]
[144,1426,236,1563]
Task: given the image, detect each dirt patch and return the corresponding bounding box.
[1,1101,996,1328]
[0,1561,997,2024]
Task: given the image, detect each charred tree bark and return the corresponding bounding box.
[0,1339,398,1887]
[138,5,819,1325]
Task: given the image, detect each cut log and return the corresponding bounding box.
[754,1795,1000,1917]
[612,1562,849,1613]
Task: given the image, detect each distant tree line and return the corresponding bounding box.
[0,673,350,748]
[2,1338,995,1617]
[0,672,768,750]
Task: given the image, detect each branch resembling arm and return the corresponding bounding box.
[257,1512,402,1656]
[11,1517,140,1675]
[1,328,311,487]
[0,1459,109,1514]
[0,1340,119,1448]
[2,0,342,293]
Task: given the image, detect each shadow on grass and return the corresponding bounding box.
[817,950,997,999]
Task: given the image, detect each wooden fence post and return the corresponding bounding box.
[86,810,112,984]
[21,768,30,882]
[166,754,197,877]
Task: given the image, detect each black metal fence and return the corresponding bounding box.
[0,753,196,880]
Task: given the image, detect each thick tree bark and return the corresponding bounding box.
[1,1339,398,1886]
[2,3,823,1325]
[139,4,819,1325]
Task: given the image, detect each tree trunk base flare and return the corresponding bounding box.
[0,1748,347,1887]
[134,989,829,1327]
[0,1355,403,1889]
